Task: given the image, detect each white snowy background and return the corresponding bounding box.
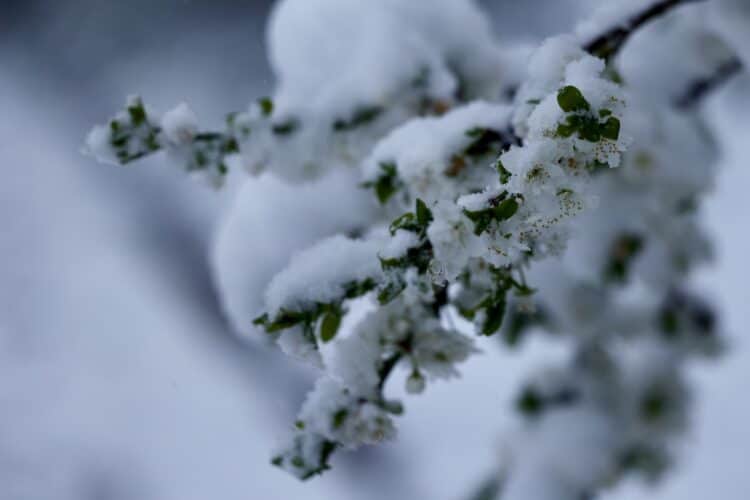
[1,1,748,499]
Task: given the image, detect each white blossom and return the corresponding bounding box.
[84,0,738,495]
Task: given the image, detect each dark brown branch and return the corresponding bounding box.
[674,57,744,109]
[584,0,704,60]
[582,0,743,108]
[377,353,402,392]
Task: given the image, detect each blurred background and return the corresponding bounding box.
[2,1,749,499]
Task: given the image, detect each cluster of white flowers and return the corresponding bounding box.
[495,3,727,498]
[85,0,743,496]
[85,0,511,185]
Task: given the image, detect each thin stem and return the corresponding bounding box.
[377,353,402,393]
[584,0,704,60]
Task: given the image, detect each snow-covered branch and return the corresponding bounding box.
[675,55,743,108]
[583,0,705,60]
[82,0,745,497]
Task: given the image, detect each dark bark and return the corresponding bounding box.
[584,0,704,60]
[675,57,744,109]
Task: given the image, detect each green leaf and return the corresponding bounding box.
[343,278,377,299]
[641,390,668,421]
[332,409,348,429]
[363,162,400,204]
[258,97,274,117]
[379,256,404,270]
[619,445,668,478]
[389,199,432,236]
[463,128,504,157]
[601,116,621,141]
[254,308,317,335]
[659,309,679,337]
[272,118,299,135]
[320,309,342,342]
[494,197,519,221]
[463,209,493,236]
[380,399,404,415]
[389,212,418,235]
[377,279,406,304]
[145,130,159,151]
[378,241,433,274]
[415,198,433,227]
[333,106,383,131]
[375,182,394,204]
[127,99,147,125]
[503,306,546,347]
[111,136,128,148]
[555,122,577,138]
[496,159,512,184]
[481,295,506,336]
[555,100,619,143]
[252,313,269,328]
[463,193,520,235]
[516,387,543,416]
[578,118,601,142]
[557,85,590,112]
[222,137,239,153]
[604,233,644,283]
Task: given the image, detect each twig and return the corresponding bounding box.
[584,0,704,60]
[582,0,743,108]
[674,57,744,109]
[377,353,402,393]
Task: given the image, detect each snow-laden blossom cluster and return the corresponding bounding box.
[85,0,744,497]
[86,0,512,185]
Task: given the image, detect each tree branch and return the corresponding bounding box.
[584,0,704,60]
[674,56,744,109]
[377,353,402,393]
[581,0,744,108]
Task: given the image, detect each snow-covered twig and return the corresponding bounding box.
[584,0,705,60]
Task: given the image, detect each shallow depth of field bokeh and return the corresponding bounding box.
[2,1,749,499]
